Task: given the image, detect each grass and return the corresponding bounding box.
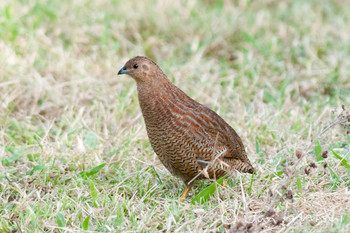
[1,0,350,232]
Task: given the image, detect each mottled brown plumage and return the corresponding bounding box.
[118,56,254,201]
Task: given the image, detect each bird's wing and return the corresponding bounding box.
[166,92,247,160]
[189,104,248,160]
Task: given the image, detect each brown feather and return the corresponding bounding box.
[118,56,254,187]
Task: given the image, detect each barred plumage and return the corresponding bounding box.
[118,56,254,201]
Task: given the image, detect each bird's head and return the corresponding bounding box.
[117,56,161,82]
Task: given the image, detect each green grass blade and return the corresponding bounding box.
[296,177,302,190]
[191,175,227,204]
[263,90,277,105]
[328,167,342,183]
[248,172,254,196]
[315,141,323,161]
[296,176,302,197]
[90,180,98,199]
[80,163,106,177]
[82,215,90,230]
[332,150,350,168]
[2,146,24,166]
[26,165,45,175]
[56,212,65,227]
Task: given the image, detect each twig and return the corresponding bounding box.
[3,217,23,233]
[15,221,23,233]
[188,132,226,185]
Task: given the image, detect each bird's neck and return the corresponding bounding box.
[136,74,187,126]
[136,74,171,109]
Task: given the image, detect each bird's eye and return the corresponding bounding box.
[133,64,138,69]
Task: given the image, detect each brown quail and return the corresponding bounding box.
[118,56,254,201]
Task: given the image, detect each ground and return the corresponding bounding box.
[1,0,350,232]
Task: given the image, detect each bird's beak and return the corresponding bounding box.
[118,66,130,75]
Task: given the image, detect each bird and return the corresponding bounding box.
[118,56,254,202]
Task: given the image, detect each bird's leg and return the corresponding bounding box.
[221,179,227,186]
[179,186,191,203]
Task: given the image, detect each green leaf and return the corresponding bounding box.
[332,150,350,168]
[328,167,341,182]
[82,215,90,230]
[2,146,24,165]
[90,180,98,199]
[296,177,302,190]
[80,163,106,177]
[315,141,323,161]
[86,163,106,176]
[339,213,350,230]
[27,153,40,162]
[84,130,98,148]
[248,172,254,196]
[116,203,124,226]
[271,170,284,178]
[191,175,227,204]
[26,165,45,175]
[240,31,256,46]
[5,4,12,20]
[263,90,277,104]
[296,176,302,197]
[255,138,261,154]
[56,212,65,227]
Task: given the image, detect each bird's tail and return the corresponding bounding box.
[219,158,255,175]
